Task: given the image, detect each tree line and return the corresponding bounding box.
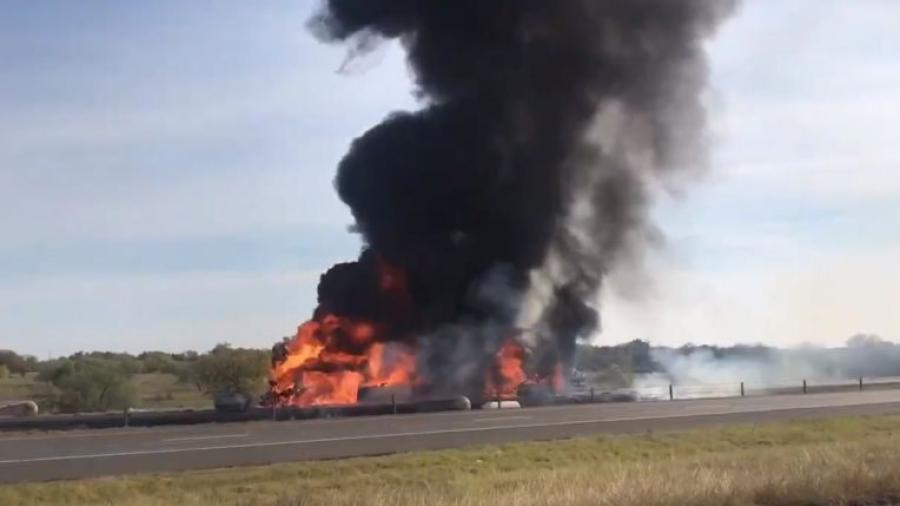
[0,345,269,413]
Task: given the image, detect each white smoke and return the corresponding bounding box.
[632,339,900,399]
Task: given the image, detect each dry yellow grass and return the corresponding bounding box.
[2,415,900,506]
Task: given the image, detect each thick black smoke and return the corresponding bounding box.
[308,0,739,395]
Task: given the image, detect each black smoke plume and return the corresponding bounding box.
[304,0,739,396]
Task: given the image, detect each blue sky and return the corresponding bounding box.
[1,1,899,356]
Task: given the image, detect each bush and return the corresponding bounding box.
[0,350,31,376]
[137,351,185,375]
[38,358,138,413]
[190,344,269,398]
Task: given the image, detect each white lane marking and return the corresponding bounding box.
[2,402,896,465]
[162,434,248,443]
[472,416,532,423]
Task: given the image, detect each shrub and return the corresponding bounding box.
[0,350,31,376]
[38,358,138,413]
[190,344,269,397]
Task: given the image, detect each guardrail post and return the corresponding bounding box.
[123,407,130,428]
[859,377,863,392]
[740,381,745,397]
[590,387,594,402]
[669,384,674,401]
[392,394,397,415]
[802,379,807,394]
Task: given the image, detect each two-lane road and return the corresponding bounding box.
[3,390,900,483]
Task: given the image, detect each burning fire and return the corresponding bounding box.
[269,258,419,406]
[269,259,559,407]
[269,319,538,406]
[484,340,527,401]
[270,314,418,406]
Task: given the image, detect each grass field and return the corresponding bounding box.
[129,373,211,410]
[0,373,210,411]
[2,415,900,505]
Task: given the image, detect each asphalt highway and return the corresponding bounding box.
[2,389,900,483]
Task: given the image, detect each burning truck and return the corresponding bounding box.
[267,258,564,408]
[265,0,736,411]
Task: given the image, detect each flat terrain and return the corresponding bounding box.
[2,413,900,506]
[0,372,210,411]
[2,389,900,483]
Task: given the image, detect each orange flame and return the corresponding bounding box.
[484,339,528,400]
[366,342,416,387]
[270,257,564,407]
[293,370,364,406]
[270,316,418,406]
